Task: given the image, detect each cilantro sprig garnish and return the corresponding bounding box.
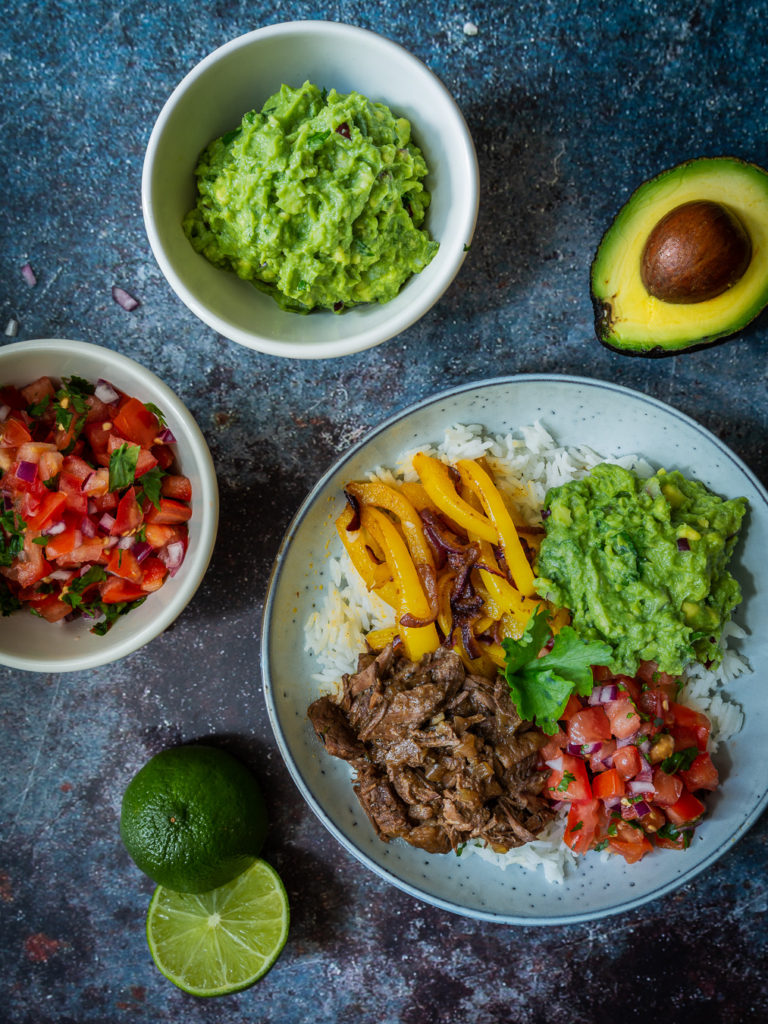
[134,467,164,510]
[502,607,612,735]
[85,596,147,635]
[61,565,107,610]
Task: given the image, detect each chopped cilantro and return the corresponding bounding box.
[594,839,609,852]
[657,822,692,848]
[86,596,147,635]
[556,771,576,793]
[43,477,59,491]
[27,395,50,418]
[0,507,27,567]
[144,402,167,428]
[62,565,107,610]
[607,821,618,837]
[307,129,331,150]
[109,443,139,491]
[570,820,583,832]
[661,746,699,775]
[0,582,22,616]
[502,607,612,734]
[135,467,164,510]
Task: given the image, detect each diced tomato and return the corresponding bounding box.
[567,706,612,745]
[654,829,689,851]
[539,727,568,762]
[680,752,719,792]
[160,474,192,502]
[25,491,67,530]
[84,393,120,424]
[38,449,64,482]
[592,768,625,801]
[651,766,684,807]
[83,467,110,497]
[609,833,654,864]
[0,535,51,587]
[559,693,584,721]
[55,414,84,453]
[588,739,616,774]
[140,556,168,592]
[605,696,642,739]
[84,421,112,465]
[151,443,175,471]
[61,454,93,485]
[591,665,613,683]
[612,744,642,780]
[1,417,32,448]
[546,753,592,802]
[143,523,183,549]
[638,686,674,730]
[99,576,146,604]
[614,674,642,704]
[665,790,706,827]
[113,398,159,448]
[671,724,703,754]
[21,377,56,406]
[669,702,710,751]
[33,594,72,623]
[54,538,109,567]
[45,521,82,558]
[564,799,603,854]
[112,487,142,536]
[90,491,119,513]
[144,498,191,525]
[106,547,142,582]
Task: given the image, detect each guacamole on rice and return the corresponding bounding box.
[535,463,748,675]
[182,81,439,313]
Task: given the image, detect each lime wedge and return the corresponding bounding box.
[146,859,289,996]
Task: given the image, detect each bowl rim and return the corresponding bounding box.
[0,338,219,672]
[142,19,479,360]
[261,373,768,924]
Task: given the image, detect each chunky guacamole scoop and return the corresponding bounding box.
[183,81,439,313]
[535,463,747,675]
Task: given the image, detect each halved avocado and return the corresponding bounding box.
[591,156,768,356]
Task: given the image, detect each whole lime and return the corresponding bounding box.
[120,745,268,894]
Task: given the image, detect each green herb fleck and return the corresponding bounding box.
[556,771,576,793]
[62,566,107,611]
[108,443,139,492]
[661,746,699,775]
[144,403,167,428]
[0,507,27,567]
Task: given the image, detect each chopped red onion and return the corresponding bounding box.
[544,756,564,772]
[159,540,185,576]
[636,753,653,781]
[615,735,637,748]
[677,537,690,552]
[589,683,619,705]
[603,796,622,812]
[112,286,140,311]
[567,741,602,756]
[117,536,134,550]
[156,427,176,444]
[627,779,655,795]
[48,569,72,581]
[80,516,97,538]
[0,403,10,422]
[133,541,152,563]
[21,262,37,287]
[15,460,37,483]
[98,512,116,533]
[79,564,92,576]
[633,800,651,818]
[43,520,66,536]
[95,379,120,404]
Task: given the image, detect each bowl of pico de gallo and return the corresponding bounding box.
[0,339,218,672]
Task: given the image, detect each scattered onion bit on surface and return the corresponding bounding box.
[21,263,37,287]
[112,286,140,311]
[5,318,19,337]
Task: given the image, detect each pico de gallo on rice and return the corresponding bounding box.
[0,374,192,634]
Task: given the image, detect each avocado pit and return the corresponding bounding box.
[641,200,752,304]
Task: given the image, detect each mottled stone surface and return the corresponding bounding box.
[1,1,767,1022]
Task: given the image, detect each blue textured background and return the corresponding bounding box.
[1,2,767,1022]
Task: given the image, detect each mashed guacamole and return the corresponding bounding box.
[535,463,747,675]
[183,81,439,313]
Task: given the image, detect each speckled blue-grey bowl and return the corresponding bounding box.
[262,375,768,924]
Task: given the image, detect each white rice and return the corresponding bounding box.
[304,421,749,881]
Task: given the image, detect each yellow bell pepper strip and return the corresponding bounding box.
[457,459,536,597]
[473,538,540,637]
[365,625,400,652]
[398,480,438,514]
[360,505,439,661]
[335,505,397,605]
[412,452,498,544]
[345,480,435,572]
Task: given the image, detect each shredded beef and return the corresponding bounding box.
[307,644,553,854]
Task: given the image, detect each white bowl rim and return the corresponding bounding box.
[261,373,768,924]
[0,338,219,673]
[142,19,479,360]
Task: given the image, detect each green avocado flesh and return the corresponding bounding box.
[591,156,768,355]
[535,463,747,676]
[183,81,439,313]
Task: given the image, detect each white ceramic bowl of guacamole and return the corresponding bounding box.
[142,21,479,360]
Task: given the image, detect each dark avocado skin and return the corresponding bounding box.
[590,155,768,356]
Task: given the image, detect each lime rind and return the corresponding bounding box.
[146,859,290,997]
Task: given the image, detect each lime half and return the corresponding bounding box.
[146,859,289,997]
